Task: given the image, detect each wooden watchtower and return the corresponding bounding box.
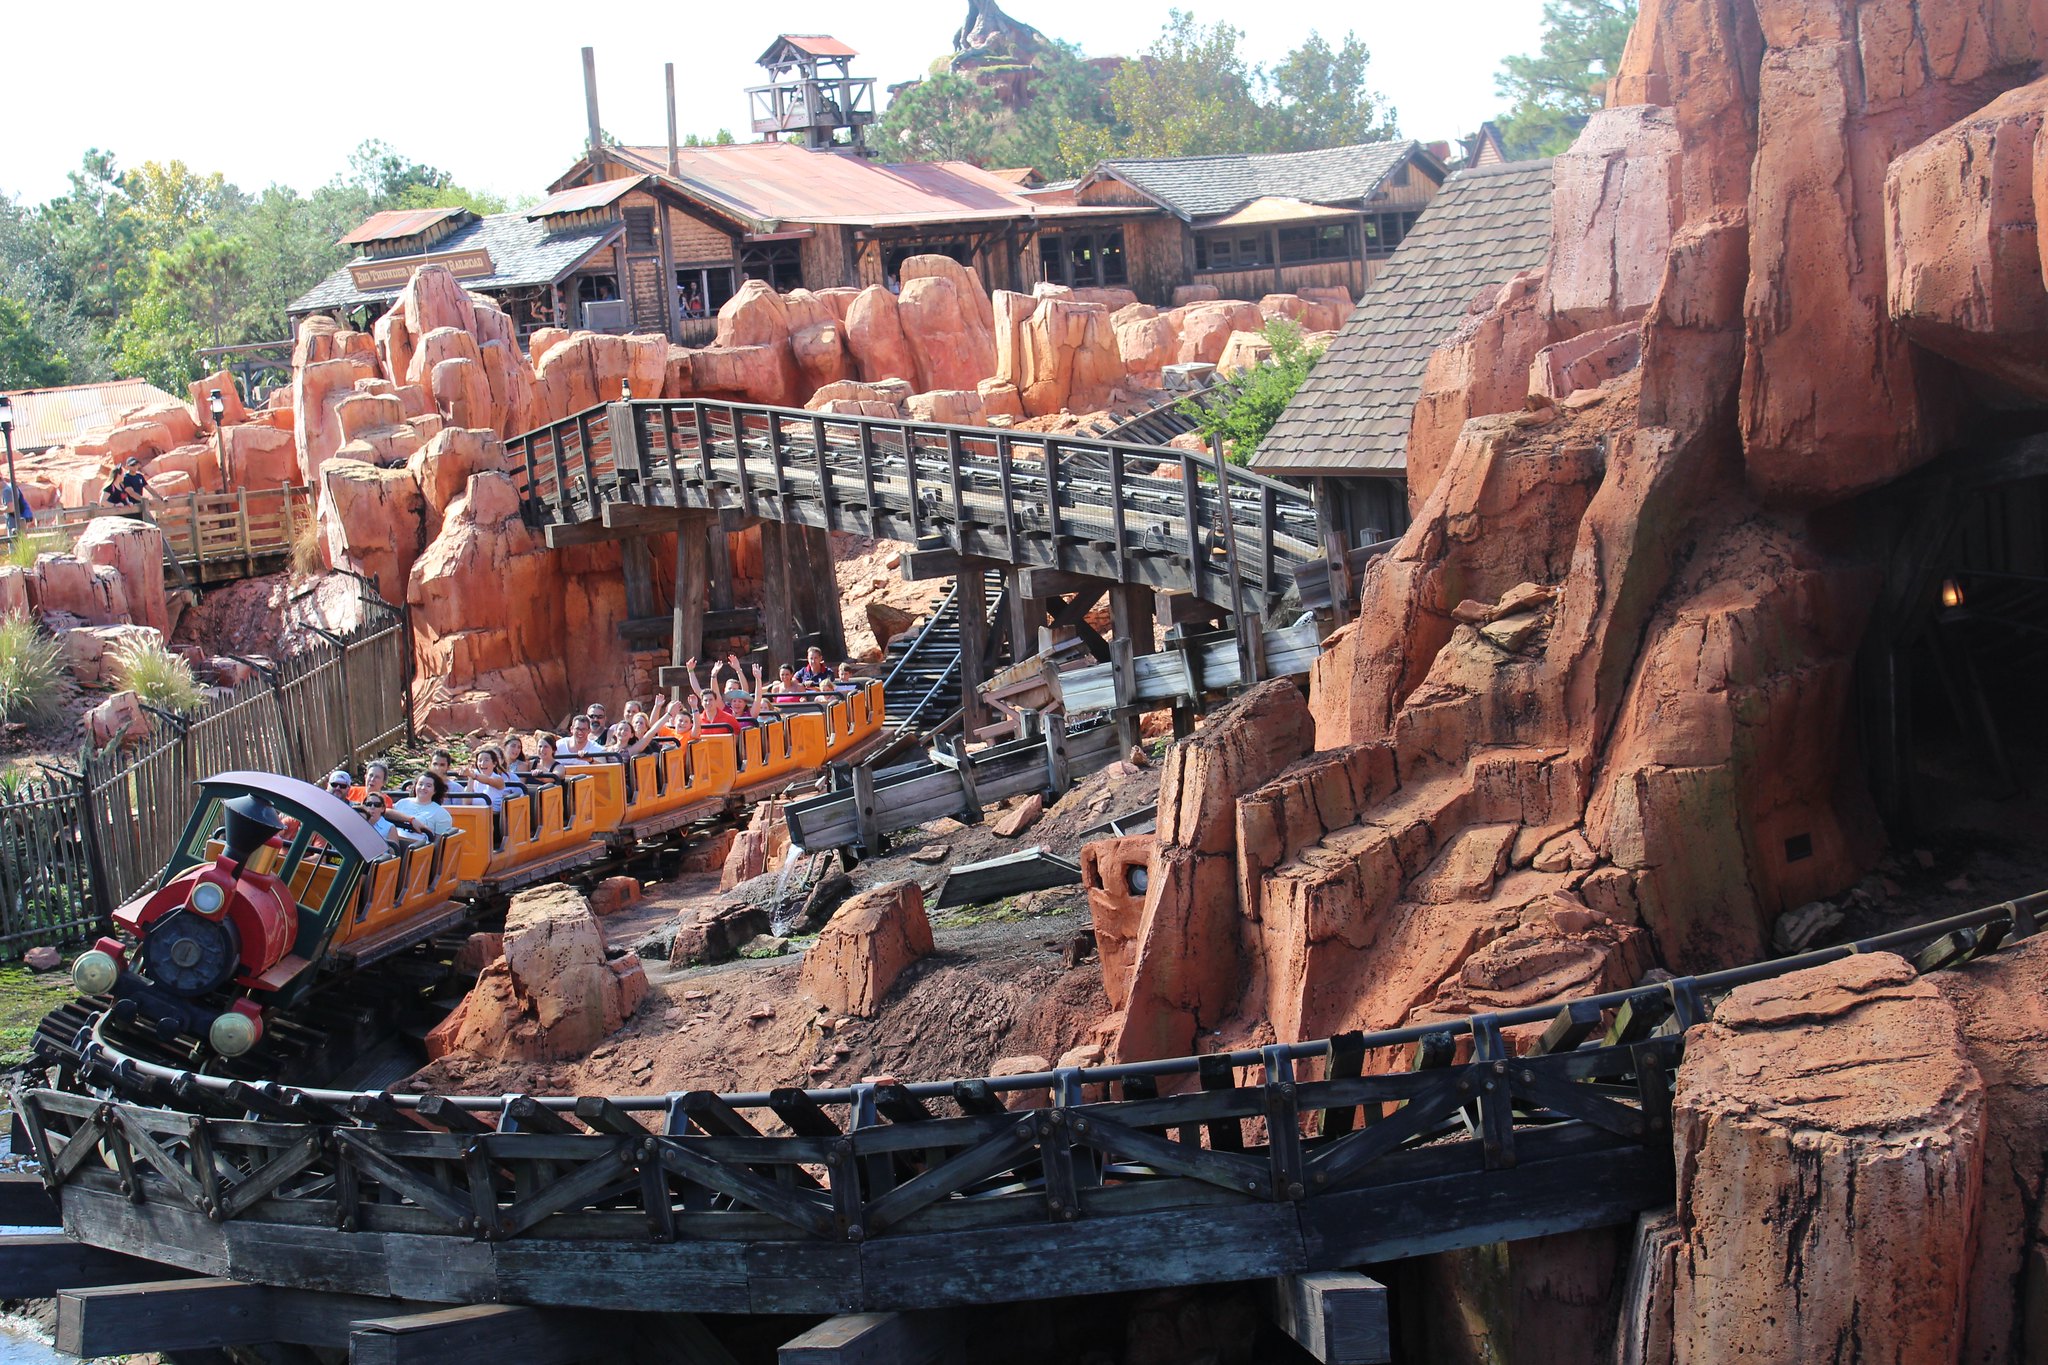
[747,35,877,153]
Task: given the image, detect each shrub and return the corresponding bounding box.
[1180,318,1326,466]
[290,510,323,577]
[0,616,62,726]
[114,637,204,714]
[3,529,71,571]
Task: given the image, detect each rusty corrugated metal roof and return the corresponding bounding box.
[612,143,1044,230]
[526,176,649,219]
[4,379,182,452]
[338,206,470,246]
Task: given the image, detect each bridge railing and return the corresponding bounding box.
[508,399,1321,606]
[6,485,312,584]
[12,896,2035,1314]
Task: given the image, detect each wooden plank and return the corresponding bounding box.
[933,848,1082,909]
[0,1233,185,1297]
[779,1310,968,1365]
[0,1171,59,1224]
[900,547,969,581]
[347,1304,592,1365]
[1264,1272,1392,1364]
[59,1277,276,1355]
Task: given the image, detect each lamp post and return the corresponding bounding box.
[209,390,229,494]
[0,395,17,539]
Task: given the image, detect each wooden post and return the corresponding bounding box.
[672,512,710,684]
[759,519,796,667]
[851,761,882,856]
[1006,566,1046,664]
[957,565,989,740]
[800,525,848,661]
[236,487,252,575]
[620,535,658,621]
[707,521,735,612]
[1043,709,1071,798]
[1263,1273,1391,1364]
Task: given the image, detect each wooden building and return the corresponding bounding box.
[546,139,1143,322]
[1047,141,1452,304]
[287,176,751,343]
[1250,160,1556,555]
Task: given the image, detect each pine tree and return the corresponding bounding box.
[1494,0,1638,159]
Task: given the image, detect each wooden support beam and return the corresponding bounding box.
[779,1310,967,1365]
[800,524,848,660]
[672,511,710,672]
[899,546,969,581]
[1263,1272,1391,1364]
[759,519,797,667]
[0,1234,184,1297]
[622,609,760,647]
[621,534,659,623]
[58,1277,397,1356]
[957,567,990,740]
[348,1304,593,1365]
[600,501,680,532]
[0,1171,59,1224]
[1108,583,1157,654]
[1157,592,1228,629]
[1016,566,1112,599]
[707,520,735,611]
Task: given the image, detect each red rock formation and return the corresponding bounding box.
[845,287,919,385]
[1405,271,1560,505]
[896,257,999,392]
[1668,954,1982,1363]
[1886,75,2048,401]
[318,460,425,603]
[443,883,649,1062]
[1081,834,1155,1012]
[1017,299,1122,416]
[799,881,933,1017]
[1546,105,1684,332]
[72,518,166,635]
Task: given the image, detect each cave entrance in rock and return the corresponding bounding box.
[1860,435,2048,849]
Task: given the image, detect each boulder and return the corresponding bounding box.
[1114,681,1317,1062]
[845,287,919,385]
[1080,835,1155,1012]
[1407,270,1558,506]
[1546,104,1683,331]
[32,554,129,626]
[83,690,151,748]
[406,426,510,536]
[1885,75,2048,402]
[798,881,933,1017]
[294,353,382,484]
[991,793,1043,838]
[1171,284,1222,306]
[865,601,916,650]
[223,423,299,490]
[1113,307,1181,378]
[1669,954,1982,1364]
[977,379,1026,421]
[1528,321,1644,402]
[72,517,167,635]
[1215,330,1273,377]
[63,624,162,688]
[445,884,649,1061]
[904,390,987,425]
[406,471,569,733]
[1018,299,1122,416]
[189,372,248,431]
[719,800,789,890]
[1173,301,1267,365]
[318,460,426,603]
[711,281,802,406]
[896,261,998,391]
[0,567,28,619]
[589,876,642,917]
[1298,286,1354,331]
[23,947,60,973]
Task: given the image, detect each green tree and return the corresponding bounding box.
[682,130,739,147]
[991,41,1117,180]
[1268,32,1398,152]
[1494,0,1637,158]
[1100,11,1269,159]
[879,72,1004,163]
[0,295,73,389]
[1183,319,1325,465]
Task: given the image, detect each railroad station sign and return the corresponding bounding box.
[348,247,494,291]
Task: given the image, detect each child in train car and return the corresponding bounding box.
[834,662,862,691]
[795,645,834,687]
[387,773,454,842]
[456,746,511,812]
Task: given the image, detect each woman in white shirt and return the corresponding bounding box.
[388,774,454,842]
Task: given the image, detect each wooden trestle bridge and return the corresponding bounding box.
[6,899,2035,1361]
[509,397,1323,735]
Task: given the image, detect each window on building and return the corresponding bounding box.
[738,241,804,291]
[676,266,738,320]
[1195,232,1273,271]
[1387,163,1411,188]
[1362,212,1424,259]
[1039,229,1128,288]
[1277,223,1357,264]
[624,206,658,252]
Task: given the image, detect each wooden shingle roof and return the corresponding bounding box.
[1085,141,1440,222]
[1250,159,1556,479]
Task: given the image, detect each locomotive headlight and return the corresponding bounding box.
[209,1010,261,1057]
[71,950,119,997]
[189,881,227,916]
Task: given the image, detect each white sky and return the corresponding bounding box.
[4,0,1546,206]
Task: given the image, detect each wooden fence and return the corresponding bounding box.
[2,579,410,947]
[4,486,311,585]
